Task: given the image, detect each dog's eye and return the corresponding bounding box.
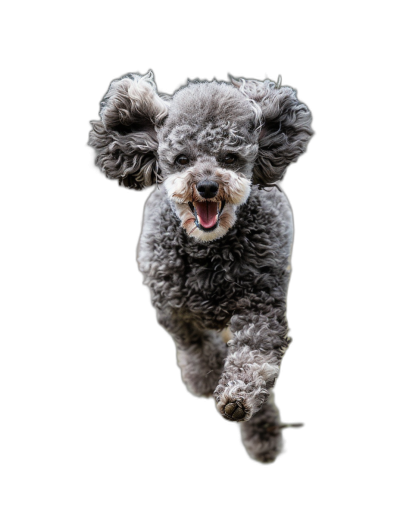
[175,155,190,167]
[222,154,237,165]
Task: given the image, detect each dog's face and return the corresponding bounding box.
[89,72,313,242]
[158,83,258,241]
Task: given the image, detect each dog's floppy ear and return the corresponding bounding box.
[232,77,313,185]
[89,71,169,190]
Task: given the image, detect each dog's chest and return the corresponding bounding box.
[165,248,251,327]
[141,229,278,329]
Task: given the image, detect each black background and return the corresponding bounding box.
[54,21,368,516]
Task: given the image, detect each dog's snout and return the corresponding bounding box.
[196,180,219,199]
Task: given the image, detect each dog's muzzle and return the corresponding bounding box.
[188,200,226,232]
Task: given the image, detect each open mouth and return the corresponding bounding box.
[188,200,226,232]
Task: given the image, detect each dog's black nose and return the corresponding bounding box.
[196,180,219,199]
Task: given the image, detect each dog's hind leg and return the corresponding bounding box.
[176,330,228,397]
[156,310,227,397]
[240,392,283,463]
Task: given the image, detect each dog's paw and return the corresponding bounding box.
[223,401,246,420]
[214,380,269,422]
[240,393,283,463]
[241,419,283,464]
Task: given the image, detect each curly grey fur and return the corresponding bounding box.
[89,72,169,189]
[232,77,313,184]
[89,72,313,462]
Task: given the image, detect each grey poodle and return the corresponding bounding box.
[89,72,313,463]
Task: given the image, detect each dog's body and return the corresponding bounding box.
[89,72,312,462]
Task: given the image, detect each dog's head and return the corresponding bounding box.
[89,72,313,241]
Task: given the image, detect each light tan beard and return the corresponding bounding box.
[215,169,252,205]
[163,168,196,204]
[164,167,251,241]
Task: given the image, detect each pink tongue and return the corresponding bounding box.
[195,202,218,229]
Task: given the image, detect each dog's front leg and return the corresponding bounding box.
[156,309,227,397]
[214,300,290,422]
